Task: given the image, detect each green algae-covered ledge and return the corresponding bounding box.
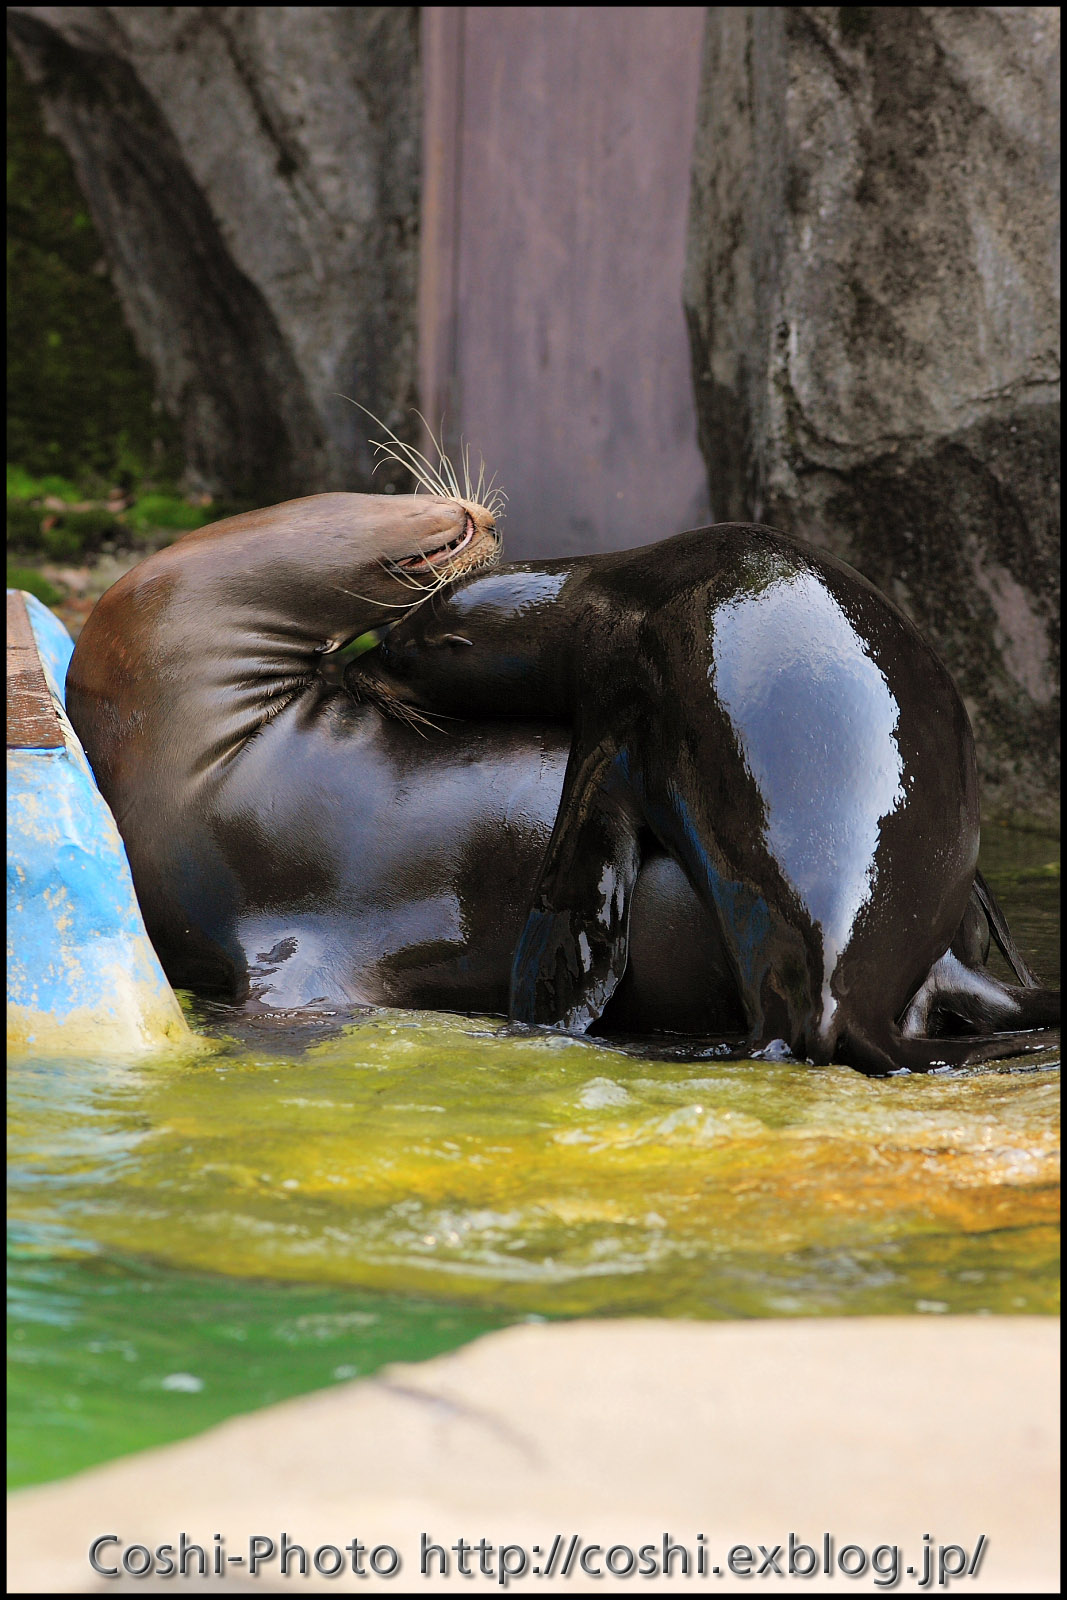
[7,589,198,1057]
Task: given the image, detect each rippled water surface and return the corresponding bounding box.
[7,829,1059,1486]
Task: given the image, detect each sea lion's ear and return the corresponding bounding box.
[509,740,641,1031]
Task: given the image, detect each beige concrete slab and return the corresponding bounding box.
[8,1317,1059,1593]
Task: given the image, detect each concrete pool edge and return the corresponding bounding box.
[7,1314,1059,1593]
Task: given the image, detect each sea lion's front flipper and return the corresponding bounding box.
[510,740,641,1031]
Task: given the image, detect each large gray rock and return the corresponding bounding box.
[7,6,420,500]
[685,7,1060,824]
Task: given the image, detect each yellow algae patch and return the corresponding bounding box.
[7,1012,1059,1318]
[7,958,212,1061]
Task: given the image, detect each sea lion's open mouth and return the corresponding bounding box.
[390,512,483,573]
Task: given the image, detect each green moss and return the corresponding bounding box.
[7,465,82,501]
[63,507,120,543]
[6,500,43,550]
[125,493,213,535]
[6,49,181,485]
[7,501,125,558]
[6,465,256,567]
[6,564,63,605]
[40,521,86,560]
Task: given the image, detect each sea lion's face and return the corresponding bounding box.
[68,492,503,733]
[277,492,502,640]
[364,495,500,597]
[155,490,502,646]
[325,494,502,653]
[350,570,548,717]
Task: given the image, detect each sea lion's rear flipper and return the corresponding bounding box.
[972,868,1042,988]
[841,1019,1059,1077]
[900,948,1059,1038]
[510,741,641,1031]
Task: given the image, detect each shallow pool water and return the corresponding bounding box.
[7,828,1059,1487]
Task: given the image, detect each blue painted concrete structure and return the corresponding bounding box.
[8,591,198,1056]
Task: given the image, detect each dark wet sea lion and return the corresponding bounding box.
[64,493,738,1029]
[357,523,1059,1073]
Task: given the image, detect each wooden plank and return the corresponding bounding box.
[421,7,709,558]
[7,590,65,748]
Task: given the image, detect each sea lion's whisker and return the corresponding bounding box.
[347,665,454,738]
[422,414,462,501]
[342,397,455,501]
[332,584,422,611]
[466,445,495,517]
[374,443,451,502]
[406,566,450,596]
[390,698,429,737]
[376,559,438,595]
[401,413,458,499]
[439,450,463,503]
[479,470,507,523]
[338,395,507,536]
[371,435,452,500]
[408,706,450,734]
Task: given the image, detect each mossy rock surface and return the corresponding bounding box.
[6,464,252,565]
[125,494,214,535]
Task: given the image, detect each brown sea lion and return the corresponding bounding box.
[64,492,740,1030]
